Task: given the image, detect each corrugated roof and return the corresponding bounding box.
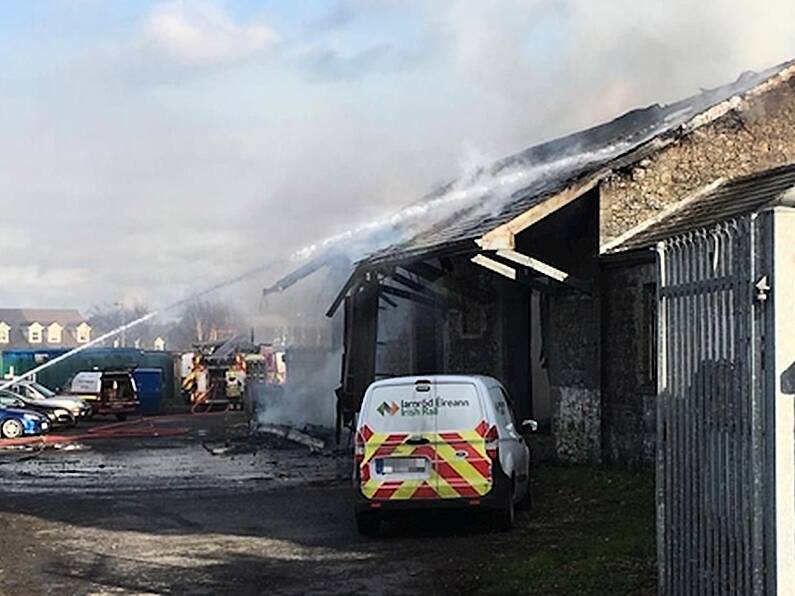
[608,163,795,253]
[360,59,795,267]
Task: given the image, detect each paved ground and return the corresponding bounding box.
[0,413,523,595]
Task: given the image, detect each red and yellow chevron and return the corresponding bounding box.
[358,421,493,501]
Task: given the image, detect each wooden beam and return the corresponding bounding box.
[380,284,442,309]
[326,267,362,318]
[471,254,555,293]
[379,293,398,308]
[401,262,445,283]
[477,175,602,250]
[495,249,592,294]
[471,254,516,281]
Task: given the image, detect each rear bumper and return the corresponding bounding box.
[95,402,139,414]
[354,463,511,514]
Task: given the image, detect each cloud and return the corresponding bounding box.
[143,1,277,64]
[299,43,425,82]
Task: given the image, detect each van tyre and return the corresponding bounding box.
[517,477,532,511]
[355,511,380,537]
[1,418,24,439]
[493,482,516,532]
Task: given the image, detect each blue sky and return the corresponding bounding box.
[1,0,794,313]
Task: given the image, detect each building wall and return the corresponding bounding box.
[601,258,657,467]
[546,290,602,463]
[601,75,795,243]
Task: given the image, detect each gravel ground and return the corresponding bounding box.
[0,413,510,595]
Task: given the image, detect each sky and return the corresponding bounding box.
[2,0,794,315]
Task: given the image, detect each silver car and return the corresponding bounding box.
[6,380,92,421]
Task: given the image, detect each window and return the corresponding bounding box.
[76,323,91,343]
[0,323,9,344]
[47,323,62,344]
[28,323,43,344]
[641,283,657,386]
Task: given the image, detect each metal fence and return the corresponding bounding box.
[656,215,773,595]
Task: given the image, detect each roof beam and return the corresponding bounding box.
[471,254,516,281]
[380,284,442,309]
[495,249,592,294]
[476,175,602,251]
[471,254,555,293]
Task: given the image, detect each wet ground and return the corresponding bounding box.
[0,413,519,595]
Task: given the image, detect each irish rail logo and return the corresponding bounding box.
[376,401,400,416]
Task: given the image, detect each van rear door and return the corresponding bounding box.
[358,381,438,500]
[431,381,492,499]
[358,379,493,501]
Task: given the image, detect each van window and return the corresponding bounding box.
[364,382,484,434]
[434,383,483,432]
[365,385,434,434]
[488,386,514,429]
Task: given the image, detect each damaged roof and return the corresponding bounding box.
[360,58,795,267]
[607,163,795,253]
[264,58,795,298]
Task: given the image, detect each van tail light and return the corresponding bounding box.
[355,430,365,464]
[485,425,499,460]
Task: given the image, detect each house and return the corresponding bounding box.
[264,58,795,467]
[0,308,92,349]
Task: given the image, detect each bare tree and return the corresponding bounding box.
[170,299,242,348]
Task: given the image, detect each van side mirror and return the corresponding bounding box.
[520,419,538,433]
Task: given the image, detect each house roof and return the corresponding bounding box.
[0,308,87,327]
[606,163,795,253]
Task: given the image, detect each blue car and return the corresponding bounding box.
[0,406,50,439]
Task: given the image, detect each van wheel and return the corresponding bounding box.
[355,511,380,537]
[493,483,515,532]
[517,475,532,511]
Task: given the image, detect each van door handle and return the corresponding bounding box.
[405,436,430,445]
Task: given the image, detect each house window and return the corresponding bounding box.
[76,323,91,344]
[0,323,9,344]
[641,283,657,386]
[28,323,43,344]
[47,323,63,344]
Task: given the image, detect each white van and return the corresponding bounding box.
[354,375,536,535]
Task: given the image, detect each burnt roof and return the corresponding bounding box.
[361,59,795,267]
[608,163,795,253]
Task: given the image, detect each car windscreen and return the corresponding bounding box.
[364,382,483,434]
[31,382,56,398]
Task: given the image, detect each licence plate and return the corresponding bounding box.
[376,457,428,475]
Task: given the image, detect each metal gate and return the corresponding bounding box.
[656,215,773,595]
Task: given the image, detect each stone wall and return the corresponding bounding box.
[601,76,795,243]
[601,259,657,467]
[547,290,602,463]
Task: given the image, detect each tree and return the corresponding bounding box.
[169,299,243,349]
[87,302,153,348]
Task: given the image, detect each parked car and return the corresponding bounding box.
[65,370,140,420]
[0,389,75,427]
[353,375,537,536]
[0,404,50,439]
[6,380,92,422]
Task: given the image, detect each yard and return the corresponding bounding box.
[0,414,655,595]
